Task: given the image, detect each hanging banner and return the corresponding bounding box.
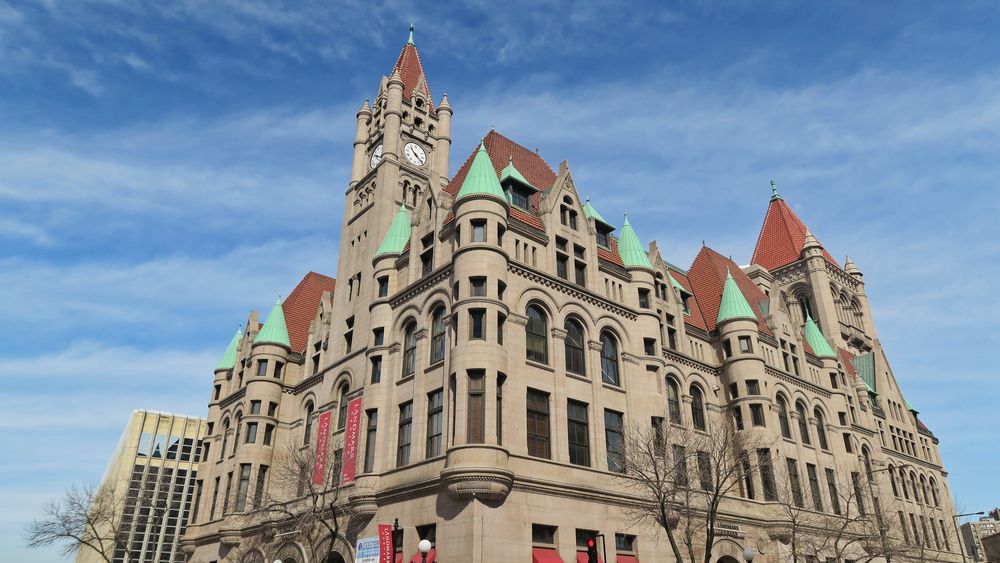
[378,524,394,563]
[356,535,380,563]
[340,396,364,485]
[312,410,332,485]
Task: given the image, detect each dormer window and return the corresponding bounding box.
[596,231,609,248]
[509,187,530,211]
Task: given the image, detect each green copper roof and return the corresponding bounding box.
[254,298,290,347]
[667,272,691,296]
[583,197,614,229]
[456,142,506,203]
[803,314,836,358]
[758,298,770,317]
[850,352,876,394]
[500,156,533,189]
[905,400,918,413]
[717,271,757,324]
[375,204,411,257]
[216,327,243,370]
[617,214,652,269]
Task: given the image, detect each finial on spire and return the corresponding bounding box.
[408,22,414,45]
[770,179,781,201]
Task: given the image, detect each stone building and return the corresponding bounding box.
[180,30,962,563]
[962,510,1000,562]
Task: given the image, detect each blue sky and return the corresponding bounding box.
[3,1,1000,560]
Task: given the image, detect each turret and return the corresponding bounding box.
[435,93,453,187]
[384,68,405,160]
[716,270,764,382]
[351,99,372,186]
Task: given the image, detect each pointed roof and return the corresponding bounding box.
[617,214,652,269]
[391,30,433,111]
[751,188,838,271]
[803,314,836,358]
[583,197,614,229]
[255,298,291,348]
[717,270,757,324]
[280,272,336,353]
[375,204,412,257]
[500,155,534,189]
[668,271,691,296]
[456,142,508,203]
[686,246,771,333]
[216,327,243,370]
[850,352,877,394]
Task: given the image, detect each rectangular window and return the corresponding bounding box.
[830,373,839,389]
[253,465,268,508]
[472,220,486,242]
[235,464,251,512]
[758,449,776,501]
[263,424,274,446]
[826,468,842,514]
[209,477,220,520]
[750,403,766,427]
[213,384,221,400]
[722,339,732,358]
[222,471,233,514]
[807,463,823,511]
[191,479,203,523]
[556,254,569,280]
[899,512,910,543]
[426,390,443,458]
[596,230,609,247]
[787,458,804,508]
[843,433,854,453]
[468,371,486,443]
[638,288,651,309]
[244,422,257,444]
[605,409,625,473]
[697,451,712,491]
[615,534,636,553]
[729,383,740,398]
[673,444,689,487]
[496,375,505,444]
[396,401,413,467]
[511,189,530,210]
[741,452,755,499]
[527,389,551,459]
[373,327,384,346]
[497,314,505,345]
[532,524,557,545]
[644,337,657,356]
[250,400,261,415]
[469,309,486,339]
[363,409,378,473]
[733,406,745,430]
[852,472,866,515]
[378,276,389,297]
[738,335,753,353]
[471,277,486,296]
[567,399,590,467]
[746,379,760,395]
[267,402,278,417]
[421,234,434,276]
[574,261,586,286]
[370,356,382,384]
[256,359,268,377]
[497,225,505,246]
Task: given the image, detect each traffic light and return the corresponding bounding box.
[586,535,599,563]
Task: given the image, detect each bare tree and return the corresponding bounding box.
[236,442,354,563]
[617,416,770,563]
[25,483,129,563]
[767,464,825,563]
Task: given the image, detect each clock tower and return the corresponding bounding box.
[332,26,453,361]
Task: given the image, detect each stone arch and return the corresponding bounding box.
[594,313,633,349]
[331,370,355,394]
[273,541,306,563]
[514,287,558,318]
[240,548,266,563]
[558,301,598,332]
[419,287,452,312]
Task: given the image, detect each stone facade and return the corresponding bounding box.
[180,33,962,563]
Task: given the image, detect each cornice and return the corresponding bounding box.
[219,387,246,409]
[389,265,453,308]
[765,366,832,398]
[509,263,638,320]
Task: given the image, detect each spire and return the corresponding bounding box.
[407,22,414,45]
[751,187,838,271]
[438,93,451,112]
[254,297,290,348]
[375,204,412,257]
[390,29,432,109]
[583,197,614,228]
[456,141,506,203]
[358,98,371,114]
[617,213,653,269]
[216,327,243,370]
[717,270,756,324]
[770,179,781,201]
[844,256,862,277]
[802,314,836,358]
[500,155,533,189]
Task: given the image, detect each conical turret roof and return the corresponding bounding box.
[216,327,243,370]
[254,298,290,347]
[717,270,757,324]
[583,197,613,228]
[456,142,506,203]
[803,314,836,358]
[617,214,652,269]
[375,204,411,257]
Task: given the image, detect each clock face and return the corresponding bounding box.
[403,142,427,166]
[369,144,384,169]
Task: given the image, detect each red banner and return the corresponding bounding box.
[378,524,393,563]
[312,410,332,485]
[340,397,364,485]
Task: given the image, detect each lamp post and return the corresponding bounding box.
[418,539,432,563]
[742,547,755,562]
[953,511,985,563]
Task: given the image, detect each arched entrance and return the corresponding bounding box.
[717,557,741,563]
[321,554,347,563]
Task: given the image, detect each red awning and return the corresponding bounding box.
[616,555,640,563]
[575,552,603,563]
[395,553,404,563]
[532,547,564,563]
[408,548,436,563]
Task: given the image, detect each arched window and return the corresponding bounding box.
[220,418,230,461]
[900,469,910,499]
[796,402,811,445]
[526,305,548,364]
[797,292,813,322]
[888,465,899,496]
[564,319,585,376]
[919,475,928,506]
[600,331,620,386]
[777,395,792,439]
[862,447,874,480]
[910,471,920,503]
[690,384,706,431]
[337,384,350,429]
[303,402,314,445]
[233,412,242,454]
[402,321,417,377]
[814,407,829,450]
[666,378,681,424]
[430,307,446,364]
[930,478,940,507]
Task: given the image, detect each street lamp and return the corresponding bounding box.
[953,511,986,563]
[418,539,432,563]
[742,548,755,562]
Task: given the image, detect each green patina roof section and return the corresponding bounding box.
[584,197,614,229]
[850,352,876,394]
[456,142,506,202]
[717,271,757,324]
[500,156,534,189]
[803,314,836,358]
[216,327,243,370]
[906,399,918,413]
[375,204,411,256]
[254,298,290,347]
[617,214,652,269]
[667,272,692,297]
[758,298,770,317]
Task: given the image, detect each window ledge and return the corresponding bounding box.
[525,359,554,373]
[565,372,590,383]
[397,374,415,386]
[602,383,626,395]
[424,360,445,373]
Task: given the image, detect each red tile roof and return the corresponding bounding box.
[668,269,709,331]
[597,238,625,268]
[686,246,771,334]
[751,197,837,271]
[282,272,336,354]
[838,347,858,377]
[392,43,433,112]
